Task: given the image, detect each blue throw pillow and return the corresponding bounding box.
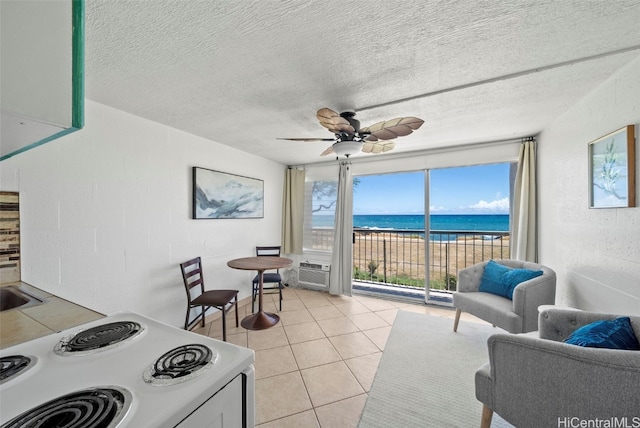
[478,260,543,300]
[564,317,640,350]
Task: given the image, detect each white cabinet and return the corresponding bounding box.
[1,0,84,160]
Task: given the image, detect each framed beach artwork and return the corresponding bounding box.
[192,167,264,219]
[588,125,636,209]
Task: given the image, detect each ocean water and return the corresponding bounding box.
[314,214,509,232]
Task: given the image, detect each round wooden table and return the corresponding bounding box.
[227,256,292,330]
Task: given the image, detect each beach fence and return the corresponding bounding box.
[310,228,510,292]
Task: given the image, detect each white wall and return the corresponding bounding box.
[0,100,286,327]
[538,56,640,315]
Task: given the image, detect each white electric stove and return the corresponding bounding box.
[0,312,255,427]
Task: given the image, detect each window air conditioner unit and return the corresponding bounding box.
[298,261,331,290]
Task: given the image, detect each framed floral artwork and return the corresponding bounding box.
[588,125,636,208]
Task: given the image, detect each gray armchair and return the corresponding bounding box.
[476,309,640,428]
[453,259,556,334]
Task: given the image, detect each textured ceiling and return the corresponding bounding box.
[85,0,640,166]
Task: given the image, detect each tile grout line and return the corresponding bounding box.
[202,287,465,427]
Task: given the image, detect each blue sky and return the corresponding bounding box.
[353,163,512,215]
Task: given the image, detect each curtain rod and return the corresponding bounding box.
[294,136,530,168]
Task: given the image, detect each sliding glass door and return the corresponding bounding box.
[352,171,427,300]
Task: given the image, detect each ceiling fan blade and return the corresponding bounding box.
[316,108,355,134]
[361,117,424,142]
[362,141,396,154]
[277,137,336,142]
[320,145,335,156]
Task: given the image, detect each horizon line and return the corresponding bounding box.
[314,212,511,216]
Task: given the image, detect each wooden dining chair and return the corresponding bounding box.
[180,257,239,341]
[252,246,285,312]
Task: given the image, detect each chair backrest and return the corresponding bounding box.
[256,246,281,273]
[256,246,281,257]
[180,257,205,302]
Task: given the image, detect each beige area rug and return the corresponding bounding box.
[358,310,512,428]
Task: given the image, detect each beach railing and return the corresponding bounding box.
[425,230,510,291]
[308,227,510,292]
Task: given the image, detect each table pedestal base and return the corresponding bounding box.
[241,311,280,330]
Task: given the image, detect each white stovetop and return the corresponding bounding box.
[0,311,254,427]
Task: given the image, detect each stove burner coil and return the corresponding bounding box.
[1,386,131,428]
[0,355,33,384]
[143,344,216,386]
[54,321,143,356]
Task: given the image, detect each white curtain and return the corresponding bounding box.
[511,139,537,261]
[282,167,305,254]
[329,161,353,296]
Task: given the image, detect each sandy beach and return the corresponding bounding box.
[352,231,511,289]
[309,228,510,289]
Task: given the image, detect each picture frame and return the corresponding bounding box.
[192,167,264,219]
[588,125,636,208]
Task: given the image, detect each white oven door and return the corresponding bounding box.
[175,371,252,428]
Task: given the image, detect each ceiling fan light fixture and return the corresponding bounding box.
[280,107,424,158]
[332,140,362,158]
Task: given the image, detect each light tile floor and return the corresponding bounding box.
[194,287,486,427]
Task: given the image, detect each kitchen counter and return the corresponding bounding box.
[0,282,104,349]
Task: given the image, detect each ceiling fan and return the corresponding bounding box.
[278,108,424,158]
